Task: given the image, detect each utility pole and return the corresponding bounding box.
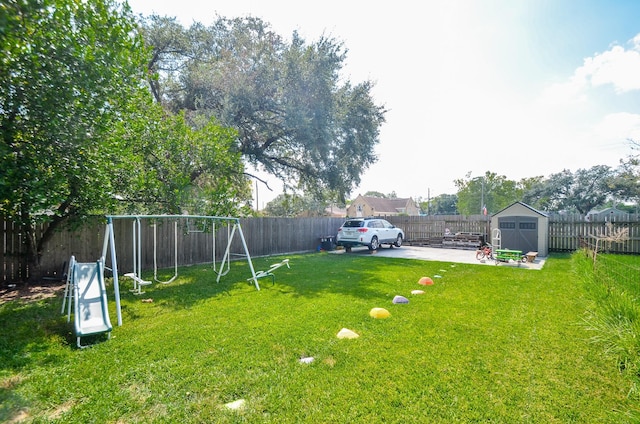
[480,178,484,215]
[255,180,259,212]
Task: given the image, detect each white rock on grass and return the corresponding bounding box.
[224,399,246,411]
[336,328,359,339]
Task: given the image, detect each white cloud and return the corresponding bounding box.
[580,45,640,92]
[538,34,640,107]
[595,112,640,142]
[537,78,588,107]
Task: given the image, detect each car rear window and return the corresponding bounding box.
[343,220,365,228]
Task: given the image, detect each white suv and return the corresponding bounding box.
[336,218,404,252]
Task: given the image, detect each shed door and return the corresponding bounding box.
[498,216,538,253]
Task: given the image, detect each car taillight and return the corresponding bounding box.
[357,228,368,233]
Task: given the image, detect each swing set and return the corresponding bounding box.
[102,215,265,326]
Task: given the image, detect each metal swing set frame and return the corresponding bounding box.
[102,215,261,326]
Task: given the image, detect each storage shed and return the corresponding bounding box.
[490,202,548,257]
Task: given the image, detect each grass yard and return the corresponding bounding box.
[1,252,637,422]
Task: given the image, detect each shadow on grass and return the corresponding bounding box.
[130,251,447,312]
[0,251,458,372]
[0,297,71,370]
[0,295,73,421]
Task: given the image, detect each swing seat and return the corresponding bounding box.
[249,259,290,285]
[124,272,152,295]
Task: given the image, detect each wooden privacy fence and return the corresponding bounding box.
[548,214,640,253]
[386,214,640,254]
[4,214,640,283]
[2,216,344,283]
[385,215,491,246]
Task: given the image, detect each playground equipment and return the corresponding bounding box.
[485,228,532,265]
[491,228,502,250]
[493,248,528,264]
[475,243,494,261]
[61,256,113,348]
[476,242,527,264]
[247,259,290,285]
[101,215,263,326]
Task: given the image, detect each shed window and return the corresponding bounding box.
[519,222,537,230]
[499,222,515,229]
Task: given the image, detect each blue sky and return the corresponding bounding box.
[126,0,640,207]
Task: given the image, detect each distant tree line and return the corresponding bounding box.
[264,163,640,217]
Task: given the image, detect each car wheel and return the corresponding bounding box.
[394,234,403,248]
[368,236,379,251]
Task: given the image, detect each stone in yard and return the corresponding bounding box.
[393,295,409,304]
[369,307,391,318]
[418,277,434,285]
[224,399,246,410]
[337,328,359,339]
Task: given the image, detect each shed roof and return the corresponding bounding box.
[492,201,548,218]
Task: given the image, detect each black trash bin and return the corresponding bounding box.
[320,236,334,251]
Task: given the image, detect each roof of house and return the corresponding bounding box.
[358,196,413,214]
[587,207,626,215]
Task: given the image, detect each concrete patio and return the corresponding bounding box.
[331,245,546,270]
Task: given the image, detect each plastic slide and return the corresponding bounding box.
[71,258,112,348]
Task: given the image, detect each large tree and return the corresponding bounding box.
[111,103,253,217]
[427,194,458,215]
[611,140,640,204]
[141,15,386,202]
[455,172,521,215]
[0,0,150,271]
[539,166,618,214]
[0,1,251,278]
[263,192,328,217]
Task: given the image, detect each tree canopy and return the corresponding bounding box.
[141,15,386,202]
[263,192,329,217]
[0,0,150,263]
[452,165,635,216]
[454,172,523,215]
[0,0,250,274]
[423,194,458,215]
[532,166,620,214]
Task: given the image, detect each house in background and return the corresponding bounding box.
[586,207,629,222]
[346,195,420,217]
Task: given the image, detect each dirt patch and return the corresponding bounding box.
[0,282,66,304]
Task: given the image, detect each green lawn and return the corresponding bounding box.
[1,252,637,422]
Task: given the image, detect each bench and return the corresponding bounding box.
[525,252,538,263]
